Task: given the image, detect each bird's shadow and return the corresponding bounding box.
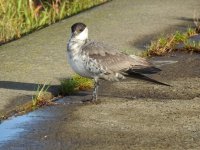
[0,81,59,94]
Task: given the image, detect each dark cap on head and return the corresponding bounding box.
[71,22,86,34]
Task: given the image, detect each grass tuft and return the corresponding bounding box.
[0,0,109,44]
[59,74,94,96]
[59,78,78,96]
[0,76,93,120]
[143,28,199,57]
[0,83,54,121]
[32,83,53,109]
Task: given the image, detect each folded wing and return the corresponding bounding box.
[82,40,160,75]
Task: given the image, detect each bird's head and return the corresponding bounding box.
[71,22,88,41]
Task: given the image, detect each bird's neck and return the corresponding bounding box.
[67,37,87,56]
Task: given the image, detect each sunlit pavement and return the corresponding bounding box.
[1,0,200,149]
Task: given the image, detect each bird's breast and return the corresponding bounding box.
[67,52,94,78]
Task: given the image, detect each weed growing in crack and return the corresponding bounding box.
[143,28,198,56]
[32,83,53,109]
[59,74,93,96]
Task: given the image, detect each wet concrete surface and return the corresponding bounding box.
[0,112,37,143]
[0,53,200,149]
[177,34,200,49]
[0,97,82,150]
[1,0,200,114]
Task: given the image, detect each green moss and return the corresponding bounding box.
[59,74,93,96]
[59,77,79,96]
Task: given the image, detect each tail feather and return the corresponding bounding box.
[131,66,161,74]
[124,72,171,86]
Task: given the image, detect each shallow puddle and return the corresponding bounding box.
[0,112,40,146]
[0,108,57,148]
[0,96,81,148]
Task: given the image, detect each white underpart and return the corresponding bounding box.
[67,27,100,78]
[67,26,126,81]
[67,53,93,78]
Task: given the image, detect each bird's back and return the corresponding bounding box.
[82,40,158,74]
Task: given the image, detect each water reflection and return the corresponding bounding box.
[0,113,38,145]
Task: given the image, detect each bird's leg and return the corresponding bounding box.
[81,78,100,103]
[92,78,99,101]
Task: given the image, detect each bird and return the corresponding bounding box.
[67,22,169,102]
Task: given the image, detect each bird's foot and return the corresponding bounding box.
[82,82,100,104]
[91,100,101,105]
[81,97,101,104]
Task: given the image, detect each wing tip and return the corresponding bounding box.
[131,66,162,74]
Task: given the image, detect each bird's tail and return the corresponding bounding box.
[130,66,161,74]
[125,72,171,86]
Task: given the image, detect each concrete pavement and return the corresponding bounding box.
[0,0,200,149]
[0,0,199,114]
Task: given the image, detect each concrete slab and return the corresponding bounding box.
[0,0,199,114]
[0,1,200,144]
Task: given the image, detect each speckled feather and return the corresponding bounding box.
[81,40,155,75]
[67,23,169,101]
